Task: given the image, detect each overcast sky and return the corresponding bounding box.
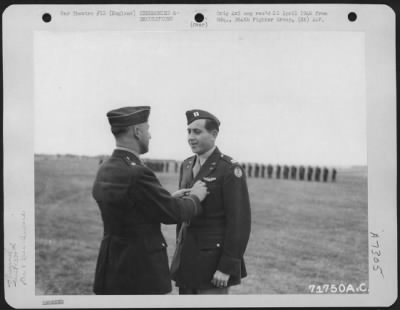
[34,30,366,166]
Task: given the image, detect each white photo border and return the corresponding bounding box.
[3,3,397,308]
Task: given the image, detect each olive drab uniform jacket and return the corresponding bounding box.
[92,149,203,295]
[173,147,251,289]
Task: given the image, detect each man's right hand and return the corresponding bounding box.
[172,188,191,198]
[190,180,208,201]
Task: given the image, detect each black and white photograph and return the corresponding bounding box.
[3,3,397,308]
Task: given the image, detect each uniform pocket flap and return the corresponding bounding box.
[198,236,223,250]
[144,236,168,252]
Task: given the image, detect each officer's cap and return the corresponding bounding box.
[107,106,150,127]
[186,109,220,126]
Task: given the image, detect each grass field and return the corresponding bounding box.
[35,157,368,295]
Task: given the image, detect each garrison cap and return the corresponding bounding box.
[107,106,150,127]
[186,109,220,126]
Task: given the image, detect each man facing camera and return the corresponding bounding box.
[171,109,251,294]
[92,106,208,295]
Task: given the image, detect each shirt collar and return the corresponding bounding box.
[197,145,217,166]
[115,146,141,159]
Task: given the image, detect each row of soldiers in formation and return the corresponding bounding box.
[241,164,337,182]
[141,160,337,183]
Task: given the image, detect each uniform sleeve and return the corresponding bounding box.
[130,166,202,224]
[217,165,251,277]
[178,161,184,188]
[176,162,185,235]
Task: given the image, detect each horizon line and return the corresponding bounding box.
[34,153,367,169]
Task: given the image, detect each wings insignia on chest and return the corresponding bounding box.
[203,177,216,182]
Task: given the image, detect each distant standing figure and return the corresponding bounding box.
[261,164,266,178]
[307,166,313,181]
[276,165,281,179]
[290,165,297,180]
[254,164,260,178]
[315,166,321,182]
[332,168,337,182]
[323,167,329,182]
[267,164,273,179]
[247,163,253,178]
[299,166,305,180]
[283,165,289,179]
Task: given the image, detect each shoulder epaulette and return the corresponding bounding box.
[220,153,239,166]
[122,156,137,167]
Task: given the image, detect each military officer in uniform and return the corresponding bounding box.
[299,165,305,180]
[307,166,313,181]
[241,163,246,174]
[290,165,297,180]
[332,168,337,182]
[323,167,329,182]
[267,164,273,179]
[276,164,281,179]
[315,166,321,181]
[92,106,208,295]
[254,163,260,178]
[247,163,253,178]
[283,165,289,179]
[171,109,251,294]
[261,164,266,178]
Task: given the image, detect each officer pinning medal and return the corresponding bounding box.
[92,106,209,295]
[92,106,250,295]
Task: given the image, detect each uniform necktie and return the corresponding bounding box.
[192,156,201,177]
